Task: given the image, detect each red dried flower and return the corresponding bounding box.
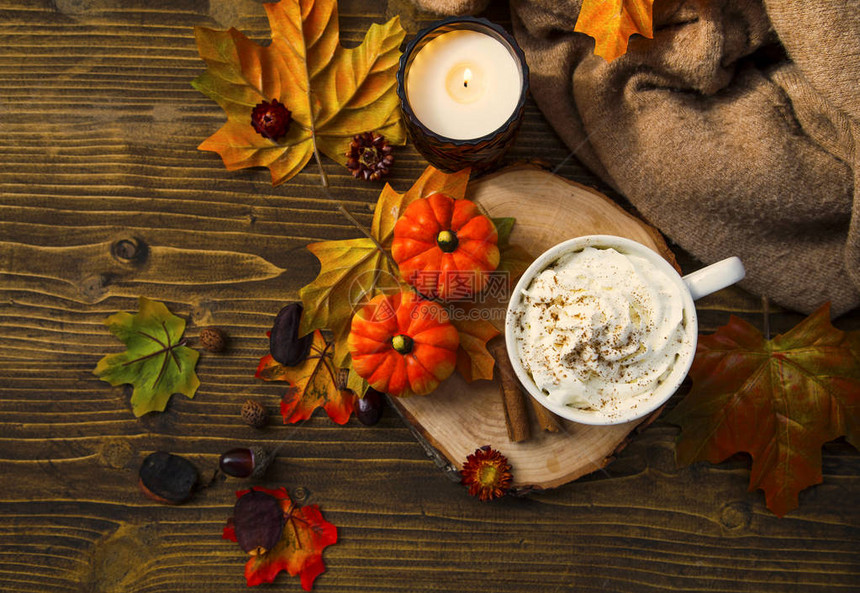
[460,445,512,501]
[251,99,291,141]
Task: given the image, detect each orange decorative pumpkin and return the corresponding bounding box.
[348,291,459,397]
[391,193,500,301]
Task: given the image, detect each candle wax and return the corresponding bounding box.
[406,29,521,140]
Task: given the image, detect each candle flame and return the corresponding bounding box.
[463,68,472,88]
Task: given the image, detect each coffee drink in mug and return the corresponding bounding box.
[505,235,745,425]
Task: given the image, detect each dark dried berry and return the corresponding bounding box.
[270,303,313,366]
[219,446,269,479]
[232,489,285,556]
[241,399,268,428]
[139,451,198,505]
[345,132,394,182]
[200,327,228,352]
[251,98,291,141]
[356,388,385,426]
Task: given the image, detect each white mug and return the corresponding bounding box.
[504,235,745,426]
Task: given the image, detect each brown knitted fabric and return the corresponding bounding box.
[409,0,489,15]
[410,0,860,316]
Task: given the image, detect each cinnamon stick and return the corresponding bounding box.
[489,339,531,442]
[529,397,561,432]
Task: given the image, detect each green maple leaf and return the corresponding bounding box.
[93,297,200,417]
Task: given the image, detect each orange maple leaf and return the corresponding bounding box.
[574,0,655,62]
[223,487,337,590]
[192,0,405,185]
[255,330,355,424]
[667,304,860,516]
[452,318,500,383]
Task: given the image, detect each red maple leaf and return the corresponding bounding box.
[255,330,355,424]
[667,304,860,516]
[223,487,338,590]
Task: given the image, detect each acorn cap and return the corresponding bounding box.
[200,327,227,352]
[241,399,268,428]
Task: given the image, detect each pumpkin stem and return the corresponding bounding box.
[391,334,414,354]
[436,230,459,253]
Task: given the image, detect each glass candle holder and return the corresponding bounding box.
[396,16,530,173]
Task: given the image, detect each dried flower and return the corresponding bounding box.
[345,132,394,181]
[460,445,512,501]
[251,99,291,141]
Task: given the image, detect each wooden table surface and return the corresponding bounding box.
[1,1,858,591]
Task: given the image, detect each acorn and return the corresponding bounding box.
[219,446,270,479]
[241,399,268,428]
[199,327,228,352]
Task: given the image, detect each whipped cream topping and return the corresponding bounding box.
[512,246,689,418]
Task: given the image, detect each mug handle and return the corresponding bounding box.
[682,257,746,301]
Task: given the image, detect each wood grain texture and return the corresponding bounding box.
[0,1,858,592]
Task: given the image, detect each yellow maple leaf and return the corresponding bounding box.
[574,0,655,63]
[192,0,405,185]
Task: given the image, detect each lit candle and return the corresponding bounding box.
[396,17,529,172]
[405,29,522,140]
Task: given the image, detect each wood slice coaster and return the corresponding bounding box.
[390,165,677,490]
